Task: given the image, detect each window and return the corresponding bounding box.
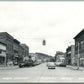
[75,42,78,47]
[81,41,83,49]
[75,42,78,51]
[7,43,12,51]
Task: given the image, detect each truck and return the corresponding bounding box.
[55,55,66,67]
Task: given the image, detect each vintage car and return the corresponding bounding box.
[47,62,56,69]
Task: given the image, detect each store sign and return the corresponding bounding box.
[0,43,6,50]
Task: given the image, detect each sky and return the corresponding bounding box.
[0,1,84,56]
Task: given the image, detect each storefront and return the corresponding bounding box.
[13,52,19,65]
[0,56,5,64]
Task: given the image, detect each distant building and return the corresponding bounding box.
[66,45,75,65]
[0,42,6,65]
[74,29,84,66]
[18,45,24,63]
[29,53,38,62]
[21,44,29,57]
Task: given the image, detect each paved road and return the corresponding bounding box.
[0,63,84,83]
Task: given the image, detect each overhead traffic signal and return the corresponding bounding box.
[42,39,46,45]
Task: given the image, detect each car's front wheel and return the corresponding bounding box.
[48,67,50,69]
[19,64,23,68]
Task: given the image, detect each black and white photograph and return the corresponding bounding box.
[0,1,84,83]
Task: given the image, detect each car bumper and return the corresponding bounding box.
[48,66,55,69]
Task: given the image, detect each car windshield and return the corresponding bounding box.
[48,62,55,65]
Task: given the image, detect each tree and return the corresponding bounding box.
[55,51,64,61]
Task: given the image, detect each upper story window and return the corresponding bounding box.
[75,42,78,51]
[75,42,78,47]
[0,43,6,50]
[81,41,83,49]
[7,43,13,51]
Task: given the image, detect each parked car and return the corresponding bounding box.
[47,62,56,69]
[19,59,33,68]
[19,62,24,68]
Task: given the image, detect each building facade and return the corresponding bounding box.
[18,45,24,63]
[0,32,29,66]
[13,39,20,65]
[66,45,75,65]
[0,32,14,65]
[74,29,84,66]
[0,42,6,65]
[21,44,29,57]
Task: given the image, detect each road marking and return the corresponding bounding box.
[40,77,56,79]
[61,77,73,80]
[2,77,12,80]
[2,77,29,80]
[13,77,29,80]
[78,77,84,80]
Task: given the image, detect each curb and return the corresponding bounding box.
[67,65,84,70]
[67,65,77,70]
[0,66,19,70]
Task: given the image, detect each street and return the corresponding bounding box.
[0,63,84,83]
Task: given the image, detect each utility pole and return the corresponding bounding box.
[77,42,80,70]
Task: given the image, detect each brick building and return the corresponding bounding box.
[0,32,14,64]
[18,45,24,63]
[66,45,75,65]
[74,29,84,66]
[0,42,6,65]
[13,39,20,65]
[21,44,29,57]
[0,32,29,66]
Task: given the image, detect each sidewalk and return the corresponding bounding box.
[67,65,84,71]
[0,65,19,70]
